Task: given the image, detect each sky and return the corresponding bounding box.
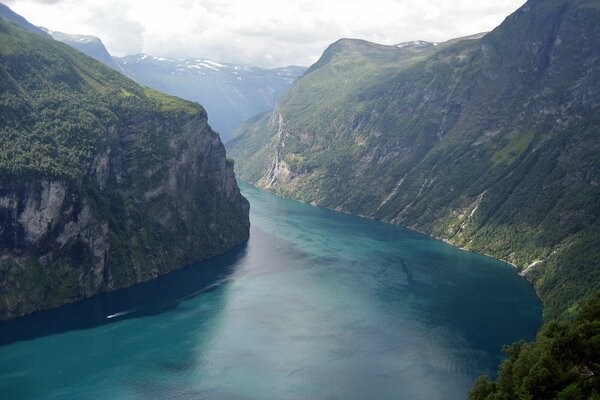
[7,0,526,68]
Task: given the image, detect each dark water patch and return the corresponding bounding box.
[0,245,247,346]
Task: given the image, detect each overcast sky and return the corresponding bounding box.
[7,0,525,67]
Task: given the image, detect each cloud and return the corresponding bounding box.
[7,0,526,67]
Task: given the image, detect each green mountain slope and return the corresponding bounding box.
[0,16,249,319]
[228,0,600,319]
[0,3,49,37]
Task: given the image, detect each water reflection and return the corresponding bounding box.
[0,244,248,346]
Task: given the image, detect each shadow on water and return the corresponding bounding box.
[0,243,248,346]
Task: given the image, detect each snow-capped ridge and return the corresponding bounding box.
[396,40,437,49]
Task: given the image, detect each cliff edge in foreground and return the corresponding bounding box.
[0,16,249,320]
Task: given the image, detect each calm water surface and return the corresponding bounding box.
[0,182,541,399]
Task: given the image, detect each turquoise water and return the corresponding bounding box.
[0,182,541,399]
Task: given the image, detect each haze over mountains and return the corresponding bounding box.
[0,3,305,139]
[52,31,304,139]
[115,55,304,140]
[0,2,48,37]
[45,29,122,71]
[54,33,305,139]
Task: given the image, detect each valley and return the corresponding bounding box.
[0,1,598,398]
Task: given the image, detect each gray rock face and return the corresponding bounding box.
[0,113,249,320]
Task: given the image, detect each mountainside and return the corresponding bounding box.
[115,55,305,140]
[0,2,118,70]
[0,0,304,142]
[45,29,122,71]
[228,0,600,319]
[0,16,249,320]
[0,3,48,37]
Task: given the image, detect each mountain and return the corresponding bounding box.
[228,0,600,319]
[0,3,304,141]
[115,55,305,140]
[0,3,120,71]
[45,29,122,71]
[0,15,249,319]
[0,2,49,37]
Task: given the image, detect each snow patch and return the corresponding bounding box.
[198,63,220,71]
[202,60,225,68]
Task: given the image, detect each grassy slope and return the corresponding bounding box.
[229,0,600,319]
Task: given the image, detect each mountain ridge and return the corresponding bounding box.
[44,28,122,71]
[228,0,600,319]
[0,3,48,37]
[0,3,305,140]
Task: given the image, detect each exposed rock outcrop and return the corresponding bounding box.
[0,111,249,320]
[0,15,249,320]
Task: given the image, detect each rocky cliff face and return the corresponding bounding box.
[0,109,249,321]
[229,0,600,318]
[0,16,249,320]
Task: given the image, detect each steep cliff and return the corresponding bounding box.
[229,0,600,318]
[0,17,249,319]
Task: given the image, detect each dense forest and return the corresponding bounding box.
[0,17,201,179]
[469,292,600,400]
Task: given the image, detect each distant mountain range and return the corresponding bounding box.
[44,29,304,140]
[0,3,305,139]
[228,0,600,319]
[114,55,305,140]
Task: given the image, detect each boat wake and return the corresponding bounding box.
[106,309,136,319]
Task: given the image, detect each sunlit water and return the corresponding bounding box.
[0,182,541,399]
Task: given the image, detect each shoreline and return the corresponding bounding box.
[240,179,544,306]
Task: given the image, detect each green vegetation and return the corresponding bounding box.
[229,5,600,397]
[229,0,600,319]
[0,16,249,320]
[469,291,600,400]
[141,87,204,115]
[0,17,203,179]
[491,132,536,166]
